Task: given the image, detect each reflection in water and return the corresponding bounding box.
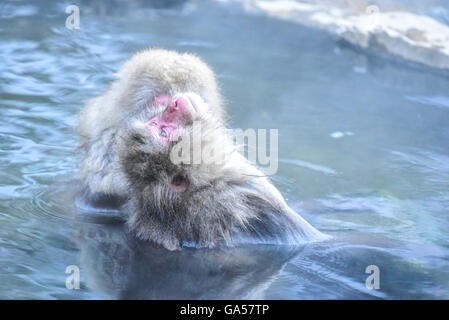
[52,185,300,299]
[77,222,299,299]
[73,212,449,299]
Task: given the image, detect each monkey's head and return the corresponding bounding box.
[119,92,229,202]
[78,49,224,145]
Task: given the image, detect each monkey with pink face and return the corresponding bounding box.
[78,48,327,250]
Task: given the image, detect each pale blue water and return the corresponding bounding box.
[0,0,448,299]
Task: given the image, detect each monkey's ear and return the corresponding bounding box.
[171,174,189,192]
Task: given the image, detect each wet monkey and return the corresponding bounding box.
[78,49,224,205]
[77,49,327,250]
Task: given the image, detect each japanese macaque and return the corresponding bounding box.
[78,48,327,250]
[78,48,223,205]
[119,92,326,250]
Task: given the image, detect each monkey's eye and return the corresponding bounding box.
[160,128,168,138]
[151,121,157,126]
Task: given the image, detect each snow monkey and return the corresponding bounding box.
[78,48,223,207]
[77,48,327,250]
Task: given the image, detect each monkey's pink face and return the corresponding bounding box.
[144,93,204,143]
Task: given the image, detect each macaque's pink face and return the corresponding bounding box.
[142,93,207,193]
[144,93,201,143]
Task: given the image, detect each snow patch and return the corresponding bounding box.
[224,0,449,70]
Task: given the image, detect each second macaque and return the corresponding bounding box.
[119,92,327,250]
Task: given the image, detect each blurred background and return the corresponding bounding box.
[0,0,448,299]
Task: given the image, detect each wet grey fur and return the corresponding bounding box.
[119,101,326,250]
[78,48,223,201]
[78,48,327,250]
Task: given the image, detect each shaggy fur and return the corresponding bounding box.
[78,48,223,199]
[118,96,326,250]
[78,48,327,250]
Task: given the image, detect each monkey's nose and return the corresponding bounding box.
[161,95,195,123]
[181,92,208,114]
[172,94,197,113]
